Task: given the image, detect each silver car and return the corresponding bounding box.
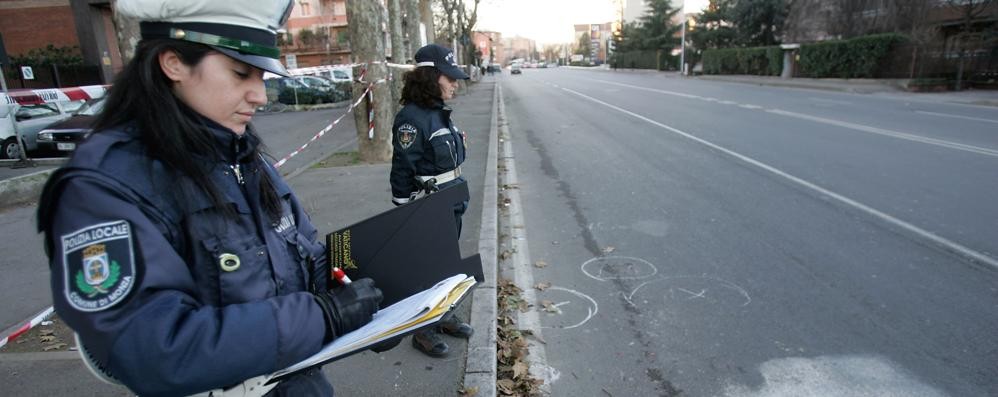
[1,100,85,159]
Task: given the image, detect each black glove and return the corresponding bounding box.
[313,278,383,342]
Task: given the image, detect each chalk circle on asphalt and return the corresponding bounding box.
[581,256,658,281]
[621,275,751,308]
[537,286,599,330]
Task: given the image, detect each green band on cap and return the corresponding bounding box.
[170,28,280,59]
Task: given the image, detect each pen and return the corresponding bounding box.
[332,267,352,285]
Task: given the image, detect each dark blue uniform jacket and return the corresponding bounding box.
[390,101,466,201]
[37,119,332,396]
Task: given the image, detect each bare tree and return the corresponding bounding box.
[403,0,422,58]
[387,0,407,62]
[438,0,482,65]
[111,10,141,63]
[946,0,996,90]
[418,0,436,45]
[346,0,393,162]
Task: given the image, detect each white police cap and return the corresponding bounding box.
[116,0,294,76]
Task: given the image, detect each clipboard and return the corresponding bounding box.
[326,181,484,306]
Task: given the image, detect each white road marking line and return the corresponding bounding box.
[768,108,998,158]
[588,79,998,159]
[739,104,763,109]
[915,110,998,124]
[559,86,998,271]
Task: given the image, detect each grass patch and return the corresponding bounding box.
[312,151,360,168]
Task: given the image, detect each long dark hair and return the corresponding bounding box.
[400,66,443,108]
[92,39,282,221]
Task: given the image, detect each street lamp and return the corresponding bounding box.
[680,0,685,75]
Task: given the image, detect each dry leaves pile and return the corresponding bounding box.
[496,279,543,396]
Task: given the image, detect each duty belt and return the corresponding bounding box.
[418,167,461,185]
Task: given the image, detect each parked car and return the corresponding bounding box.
[35,96,105,155]
[510,63,522,75]
[264,76,340,105]
[0,99,85,159]
[319,68,352,83]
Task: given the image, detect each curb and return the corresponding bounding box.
[462,81,499,396]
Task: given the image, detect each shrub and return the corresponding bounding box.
[799,33,907,78]
[702,46,782,76]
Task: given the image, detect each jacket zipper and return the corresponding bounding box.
[230,164,244,185]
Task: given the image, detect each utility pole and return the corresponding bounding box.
[347,0,393,162]
[680,1,686,75]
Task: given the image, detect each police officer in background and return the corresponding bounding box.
[390,44,475,357]
[36,1,389,395]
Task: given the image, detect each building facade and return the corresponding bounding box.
[1,0,121,86]
[281,0,352,68]
[472,30,502,66]
[574,22,613,64]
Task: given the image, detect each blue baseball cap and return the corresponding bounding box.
[414,44,469,80]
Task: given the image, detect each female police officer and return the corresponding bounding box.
[389,44,474,357]
[36,1,384,395]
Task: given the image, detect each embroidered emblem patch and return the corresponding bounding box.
[397,123,417,149]
[61,220,136,312]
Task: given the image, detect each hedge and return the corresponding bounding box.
[798,33,907,78]
[611,50,678,71]
[702,46,782,76]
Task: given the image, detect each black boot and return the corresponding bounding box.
[438,318,474,339]
[411,328,449,357]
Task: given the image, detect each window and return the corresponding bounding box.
[299,1,312,16]
[15,104,59,121]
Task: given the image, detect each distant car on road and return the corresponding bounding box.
[510,63,522,75]
[35,97,105,155]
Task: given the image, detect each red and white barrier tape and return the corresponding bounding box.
[0,307,54,350]
[1,85,108,106]
[272,83,376,169]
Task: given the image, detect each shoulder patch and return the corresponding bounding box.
[61,220,136,312]
[397,123,418,150]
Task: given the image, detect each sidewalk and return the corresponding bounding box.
[0,78,499,396]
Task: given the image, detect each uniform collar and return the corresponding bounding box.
[194,113,260,163]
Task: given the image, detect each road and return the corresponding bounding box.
[0,107,356,335]
[499,68,998,396]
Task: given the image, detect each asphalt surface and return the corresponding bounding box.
[500,68,998,396]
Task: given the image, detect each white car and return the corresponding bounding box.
[1,100,85,159]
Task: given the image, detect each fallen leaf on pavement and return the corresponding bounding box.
[602,246,616,254]
[533,260,548,268]
[534,282,551,291]
[42,343,67,351]
[512,361,529,379]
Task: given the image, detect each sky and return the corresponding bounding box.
[475,0,709,45]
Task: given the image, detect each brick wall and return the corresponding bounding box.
[0,2,79,57]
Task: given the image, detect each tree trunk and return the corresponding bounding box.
[111,11,141,63]
[418,0,435,46]
[403,0,422,58]
[387,0,406,63]
[347,0,393,163]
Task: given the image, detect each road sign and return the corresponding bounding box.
[285,54,297,69]
[20,66,34,80]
